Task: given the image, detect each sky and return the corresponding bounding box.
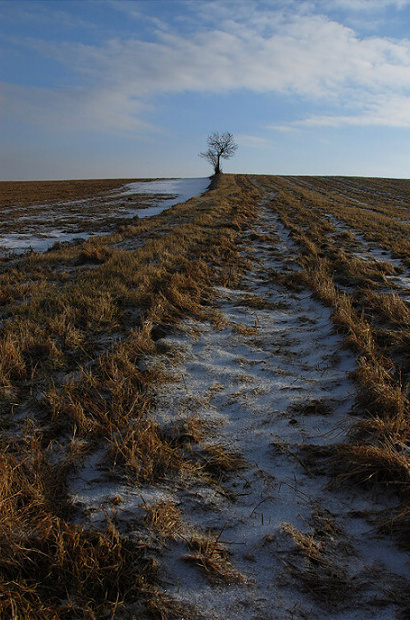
[1,0,410,180]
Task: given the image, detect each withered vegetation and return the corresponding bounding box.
[0,173,409,616]
[0,174,257,618]
[258,174,410,552]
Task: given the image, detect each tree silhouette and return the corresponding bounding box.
[199,132,238,175]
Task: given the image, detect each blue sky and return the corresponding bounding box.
[1,0,410,180]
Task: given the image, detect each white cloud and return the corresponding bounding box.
[280,94,410,128]
[27,12,410,96]
[321,0,410,11]
[0,82,155,135]
[103,0,172,32]
[3,1,410,133]
[0,0,97,31]
[237,134,273,147]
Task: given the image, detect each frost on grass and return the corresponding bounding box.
[141,196,410,619]
[2,174,409,619]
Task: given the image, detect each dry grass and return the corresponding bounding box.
[236,293,278,310]
[182,529,244,585]
[143,500,183,541]
[0,430,156,619]
[281,509,357,608]
[288,398,333,417]
[165,414,207,446]
[233,321,258,336]
[0,173,257,617]
[379,505,410,551]
[78,242,112,265]
[200,443,246,479]
[280,507,409,615]
[109,420,190,484]
[1,172,409,614]
[259,174,410,549]
[335,442,410,489]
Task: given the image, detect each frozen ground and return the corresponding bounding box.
[0,230,89,255]
[70,195,410,619]
[0,177,210,255]
[326,213,410,300]
[144,201,409,619]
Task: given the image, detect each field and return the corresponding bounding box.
[0,174,409,619]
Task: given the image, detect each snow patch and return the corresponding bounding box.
[0,177,210,255]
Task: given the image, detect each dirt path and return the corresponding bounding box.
[141,192,410,618]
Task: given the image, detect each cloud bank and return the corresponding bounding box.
[2,0,410,135]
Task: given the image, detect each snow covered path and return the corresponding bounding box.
[146,199,410,619]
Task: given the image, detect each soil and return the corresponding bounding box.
[0,178,143,208]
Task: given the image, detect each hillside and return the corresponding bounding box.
[0,174,409,619]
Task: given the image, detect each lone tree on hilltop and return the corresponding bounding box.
[199,132,238,176]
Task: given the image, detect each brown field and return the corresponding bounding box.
[0,174,409,619]
[0,178,141,208]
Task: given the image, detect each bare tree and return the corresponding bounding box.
[199,132,238,175]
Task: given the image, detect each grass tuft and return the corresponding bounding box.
[182,529,244,585]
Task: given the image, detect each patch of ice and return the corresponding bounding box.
[0,231,87,254]
[120,177,210,219]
